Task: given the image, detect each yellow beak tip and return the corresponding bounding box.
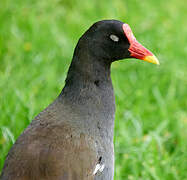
[143,55,160,65]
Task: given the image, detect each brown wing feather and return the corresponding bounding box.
[0,122,97,180]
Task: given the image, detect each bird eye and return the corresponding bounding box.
[110,34,119,42]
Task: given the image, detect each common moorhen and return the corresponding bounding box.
[0,20,159,180]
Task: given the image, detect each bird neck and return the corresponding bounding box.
[59,47,115,140]
[66,42,112,86]
[65,57,111,88]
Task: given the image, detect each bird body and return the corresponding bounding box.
[0,20,159,180]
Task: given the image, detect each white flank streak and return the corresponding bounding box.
[93,163,105,175]
[99,164,105,172]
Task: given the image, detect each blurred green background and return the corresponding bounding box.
[0,0,187,179]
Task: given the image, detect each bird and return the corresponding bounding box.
[0,20,159,180]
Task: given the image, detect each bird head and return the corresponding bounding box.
[80,20,159,65]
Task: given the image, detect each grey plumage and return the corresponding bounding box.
[0,19,158,180]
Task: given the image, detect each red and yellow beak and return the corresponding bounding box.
[123,24,159,65]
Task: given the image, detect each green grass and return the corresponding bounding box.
[0,0,187,179]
